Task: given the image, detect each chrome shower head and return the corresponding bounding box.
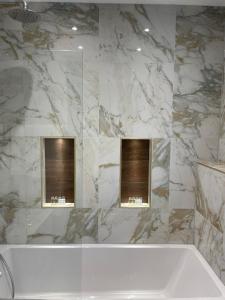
[8,0,40,24]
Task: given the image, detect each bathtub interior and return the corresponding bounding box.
[0,247,83,299]
[82,247,223,298]
[0,245,224,299]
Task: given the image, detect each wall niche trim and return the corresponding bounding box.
[41,137,75,208]
[120,138,151,208]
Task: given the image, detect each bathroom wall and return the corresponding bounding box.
[0,3,224,244]
[218,25,225,161]
[204,17,225,286]
[195,163,225,284]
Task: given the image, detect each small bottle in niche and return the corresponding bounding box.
[135,197,143,204]
[51,196,58,203]
[58,196,66,204]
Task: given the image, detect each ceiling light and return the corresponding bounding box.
[78,45,83,50]
[72,26,78,31]
[136,47,142,52]
[144,28,150,32]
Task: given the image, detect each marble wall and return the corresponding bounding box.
[0,3,224,244]
[172,7,224,210]
[195,163,225,284]
[218,24,225,162]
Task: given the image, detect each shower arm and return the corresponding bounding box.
[23,0,28,10]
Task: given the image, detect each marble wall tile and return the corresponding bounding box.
[99,5,176,64]
[98,137,120,209]
[0,50,83,137]
[195,163,225,284]
[99,60,174,138]
[99,5,175,139]
[169,130,221,210]
[98,208,169,243]
[169,137,197,209]
[0,208,27,244]
[218,64,225,161]
[219,113,225,161]
[27,208,98,244]
[0,137,41,208]
[195,210,225,281]
[169,209,194,244]
[173,62,222,166]
[171,93,221,210]
[83,55,99,139]
[0,2,99,135]
[0,4,99,52]
[82,138,99,208]
[169,135,219,209]
[176,7,225,66]
[173,63,222,141]
[0,64,33,137]
[81,12,99,139]
[77,8,100,205]
[172,6,224,212]
[196,164,225,233]
[151,139,170,209]
[0,207,99,244]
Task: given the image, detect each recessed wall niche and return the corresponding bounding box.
[42,137,75,208]
[120,139,151,208]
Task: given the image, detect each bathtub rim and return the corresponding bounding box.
[0,244,224,298]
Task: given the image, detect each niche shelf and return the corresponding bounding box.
[41,137,75,208]
[120,139,151,208]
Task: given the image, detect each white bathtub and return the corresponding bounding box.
[0,244,224,300]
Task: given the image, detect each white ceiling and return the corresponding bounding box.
[2,0,225,6]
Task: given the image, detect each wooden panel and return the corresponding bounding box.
[122,139,150,161]
[44,138,75,203]
[121,139,150,204]
[122,160,149,182]
[121,182,149,203]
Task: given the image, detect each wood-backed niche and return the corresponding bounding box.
[42,137,75,208]
[120,139,151,208]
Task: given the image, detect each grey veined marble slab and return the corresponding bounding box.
[98,208,169,243]
[0,49,83,137]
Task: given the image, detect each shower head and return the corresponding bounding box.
[8,0,40,24]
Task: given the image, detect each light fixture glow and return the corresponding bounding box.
[57,138,64,144]
[144,28,150,32]
[78,45,83,50]
[72,26,78,31]
[136,47,142,52]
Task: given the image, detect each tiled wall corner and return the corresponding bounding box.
[195,164,225,284]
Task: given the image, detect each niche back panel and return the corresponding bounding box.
[42,138,75,207]
[120,139,151,207]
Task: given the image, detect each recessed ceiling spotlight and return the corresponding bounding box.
[136,47,142,52]
[78,45,83,50]
[144,28,150,32]
[72,26,78,31]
